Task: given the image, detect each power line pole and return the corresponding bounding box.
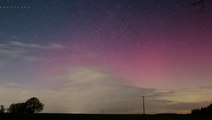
[142,96,145,115]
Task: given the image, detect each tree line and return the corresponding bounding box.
[192,103,212,115]
[0,97,44,113]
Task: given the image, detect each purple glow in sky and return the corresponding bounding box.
[0,0,212,114]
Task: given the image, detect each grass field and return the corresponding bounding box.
[0,113,212,120]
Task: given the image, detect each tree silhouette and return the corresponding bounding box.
[8,97,44,113]
[8,103,26,113]
[0,105,5,113]
[192,103,212,114]
[25,97,44,113]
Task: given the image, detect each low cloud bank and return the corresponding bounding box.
[0,67,210,113]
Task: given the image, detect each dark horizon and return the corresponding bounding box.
[0,113,212,120]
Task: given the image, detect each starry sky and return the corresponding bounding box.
[0,0,212,114]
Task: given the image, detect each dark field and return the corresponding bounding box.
[0,113,212,120]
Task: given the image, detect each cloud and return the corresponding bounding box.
[0,48,26,58]
[0,67,210,114]
[0,44,7,48]
[157,87,212,103]
[47,43,65,49]
[0,47,35,63]
[23,56,47,62]
[0,60,6,68]
[45,67,212,113]
[10,41,65,50]
[0,41,65,65]
[10,41,42,49]
[43,67,157,113]
[0,67,157,113]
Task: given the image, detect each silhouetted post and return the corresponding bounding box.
[142,96,145,115]
[101,109,103,114]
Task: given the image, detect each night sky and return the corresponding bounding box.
[0,0,212,114]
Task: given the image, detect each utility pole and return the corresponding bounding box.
[142,96,145,115]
